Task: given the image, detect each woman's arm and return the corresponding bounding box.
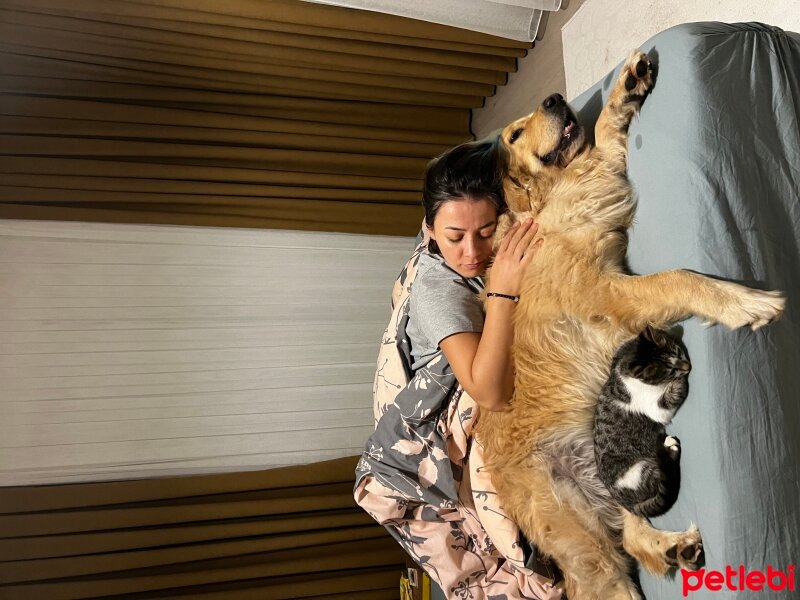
[440,219,542,411]
[439,299,515,411]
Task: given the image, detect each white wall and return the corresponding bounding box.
[472,0,587,137]
[0,220,414,485]
[563,0,800,98]
[472,0,799,137]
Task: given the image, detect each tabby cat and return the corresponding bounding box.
[594,325,691,518]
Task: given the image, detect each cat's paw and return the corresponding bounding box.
[711,282,786,330]
[664,436,681,460]
[665,524,704,571]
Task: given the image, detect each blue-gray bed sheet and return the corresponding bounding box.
[570,21,800,600]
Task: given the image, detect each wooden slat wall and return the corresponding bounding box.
[0,0,530,235]
[0,456,405,598]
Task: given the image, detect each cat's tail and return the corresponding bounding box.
[631,491,672,519]
[629,460,680,518]
[609,460,680,519]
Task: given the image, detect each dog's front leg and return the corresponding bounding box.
[594,50,654,173]
[593,271,785,332]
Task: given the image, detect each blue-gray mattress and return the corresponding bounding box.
[571,22,800,600]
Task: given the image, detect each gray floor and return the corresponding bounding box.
[431,580,446,600]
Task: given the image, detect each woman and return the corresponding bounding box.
[355,139,561,600]
[412,139,540,413]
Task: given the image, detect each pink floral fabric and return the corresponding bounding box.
[354,239,562,600]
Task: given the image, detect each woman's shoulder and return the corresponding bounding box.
[412,250,483,311]
[415,250,479,291]
[415,250,451,282]
[413,252,459,299]
[408,250,485,350]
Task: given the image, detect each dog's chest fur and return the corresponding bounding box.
[479,145,640,456]
[538,149,635,237]
[518,148,636,321]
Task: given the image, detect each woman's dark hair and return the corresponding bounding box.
[422,137,508,253]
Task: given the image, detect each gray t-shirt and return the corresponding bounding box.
[407,249,485,371]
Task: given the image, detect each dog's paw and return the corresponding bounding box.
[665,524,704,571]
[620,50,654,99]
[716,283,786,330]
[664,436,681,460]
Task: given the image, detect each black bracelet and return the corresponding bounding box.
[486,292,520,303]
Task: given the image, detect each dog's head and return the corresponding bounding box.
[499,93,586,213]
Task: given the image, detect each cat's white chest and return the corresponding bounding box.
[617,376,674,424]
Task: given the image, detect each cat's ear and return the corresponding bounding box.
[654,330,668,348]
[643,325,667,348]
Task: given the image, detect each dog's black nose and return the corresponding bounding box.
[542,93,564,110]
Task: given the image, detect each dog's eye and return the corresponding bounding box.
[509,128,523,144]
[540,151,557,165]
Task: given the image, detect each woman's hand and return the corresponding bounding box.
[488,218,542,296]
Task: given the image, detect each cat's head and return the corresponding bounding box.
[618,326,691,385]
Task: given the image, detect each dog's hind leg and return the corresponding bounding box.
[593,50,654,172]
[622,511,704,576]
[496,464,641,600]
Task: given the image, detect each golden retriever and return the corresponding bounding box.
[476,51,786,599]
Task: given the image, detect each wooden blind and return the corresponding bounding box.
[0,0,529,235]
[0,456,407,598]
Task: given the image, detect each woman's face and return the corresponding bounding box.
[428,198,497,278]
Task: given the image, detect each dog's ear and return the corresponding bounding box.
[502,165,551,214]
[503,175,532,213]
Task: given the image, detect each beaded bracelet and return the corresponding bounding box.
[486,292,520,303]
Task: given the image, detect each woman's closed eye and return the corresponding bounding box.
[448,231,494,243]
